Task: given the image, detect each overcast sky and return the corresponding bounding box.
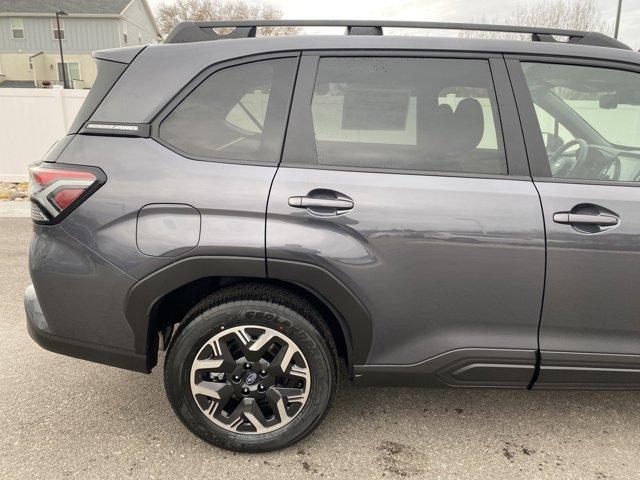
[146,0,640,49]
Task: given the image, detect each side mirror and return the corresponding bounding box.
[599,94,618,109]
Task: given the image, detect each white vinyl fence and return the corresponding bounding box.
[0,86,88,182]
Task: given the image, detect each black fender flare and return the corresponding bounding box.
[124,256,372,369]
[268,258,372,365]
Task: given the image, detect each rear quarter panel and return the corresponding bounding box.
[57,135,274,279]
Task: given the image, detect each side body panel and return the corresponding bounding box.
[59,135,274,280]
[267,168,546,378]
[536,182,640,356]
[534,179,640,388]
[29,223,137,351]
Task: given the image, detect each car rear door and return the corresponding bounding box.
[508,56,640,388]
[266,52,546,387]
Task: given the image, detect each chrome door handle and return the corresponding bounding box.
[288,196,354,210]
[553,212,618,226]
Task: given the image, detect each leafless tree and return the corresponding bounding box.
[156,0,296,37]
[459,0,611,40]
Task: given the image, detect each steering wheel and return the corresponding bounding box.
[549,139,589,177]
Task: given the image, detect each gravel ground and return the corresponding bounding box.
[2,216,640,479]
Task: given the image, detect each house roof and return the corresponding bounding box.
[0,1,132,15]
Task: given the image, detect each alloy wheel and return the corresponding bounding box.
[189,325,311,434]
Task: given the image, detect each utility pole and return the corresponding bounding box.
[614,0,623,39]
[56,11,69,88]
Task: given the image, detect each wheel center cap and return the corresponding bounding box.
[245,372,258,385]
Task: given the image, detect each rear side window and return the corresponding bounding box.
[309,57,506,174]
[159,57,297,164]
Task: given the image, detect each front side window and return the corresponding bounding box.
[11,19,24,39]
[523,62,640,183]
[309,57,506,175]
[159,57,297,164]
[51,19,65,40]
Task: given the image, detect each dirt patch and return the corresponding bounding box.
[378,441,424,477]
[502,441,537,462]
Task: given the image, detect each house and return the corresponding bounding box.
[0,0,162,88]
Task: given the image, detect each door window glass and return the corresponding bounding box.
[159,57,296,164]
[523,62,640,182]
[310,57,506,174]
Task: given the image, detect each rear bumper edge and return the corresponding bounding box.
[24,284,150,373]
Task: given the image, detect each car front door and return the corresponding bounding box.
[509,57,640,388]
[266,53,545,387]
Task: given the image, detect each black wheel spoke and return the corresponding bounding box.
[223,398,252,431]
[266,386,307,423]
[191,380,232,401]
[193,335,237,373]
[221,398,272,433]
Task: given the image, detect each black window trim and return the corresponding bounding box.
[280,49,530,179]
[505,53,640,187]
[151,51,301,167]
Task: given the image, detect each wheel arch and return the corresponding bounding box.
[124,256,372,374]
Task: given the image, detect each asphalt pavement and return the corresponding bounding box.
[2,216,639,479]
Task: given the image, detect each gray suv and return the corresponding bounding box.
[24,20,640,452]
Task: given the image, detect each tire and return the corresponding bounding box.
[164,283,338,452]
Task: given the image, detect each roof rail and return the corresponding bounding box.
[163,20,631,50]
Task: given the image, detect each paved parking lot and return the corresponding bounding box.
[2,216,640,479]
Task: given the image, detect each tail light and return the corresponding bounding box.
[29,163,105,224]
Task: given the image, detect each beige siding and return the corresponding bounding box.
[0,53,97,87]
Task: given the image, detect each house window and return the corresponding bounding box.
[28,57,33,72]
[122,25,128,44]
[11,18,25,39]
[52,18,65,40]
[57,62,81,84]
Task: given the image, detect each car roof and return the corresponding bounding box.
[92,34,640,125]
